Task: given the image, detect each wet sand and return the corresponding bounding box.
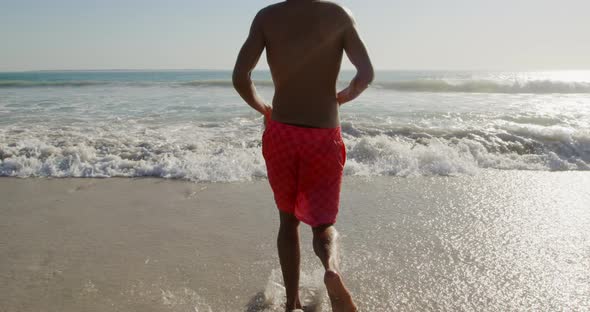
[1,171,589,311]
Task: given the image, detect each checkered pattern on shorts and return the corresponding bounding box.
[262,119,346,227]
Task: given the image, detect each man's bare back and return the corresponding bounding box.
[233,0,374,128]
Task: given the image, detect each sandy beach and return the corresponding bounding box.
[1,171,589,311]
[3,1,590,311]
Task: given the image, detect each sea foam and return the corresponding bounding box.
[1,120,588,182]
[2,71,589,181]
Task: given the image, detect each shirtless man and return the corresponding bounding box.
[233,1,373,311]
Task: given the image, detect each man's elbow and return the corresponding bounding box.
[356,65,374,88]
[232,69,243,90]
[232,69,251,91]
[363,65,375,85]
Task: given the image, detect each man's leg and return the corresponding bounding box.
[278,211,302,311]
[312,224,357,312]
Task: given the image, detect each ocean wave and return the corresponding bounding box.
[372,80,590,94]
[342,121,589,175]
[0,79,274,89]
[3,78,590,94]
[151,79,590,94]
[1,121,588,181]
[178,80,275,88]
[0,80,111,88]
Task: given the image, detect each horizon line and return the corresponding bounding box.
[2,68,590,73]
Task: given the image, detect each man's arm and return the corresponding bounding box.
[337,11,375,105]
[232,11,271,118]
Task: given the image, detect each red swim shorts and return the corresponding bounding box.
[262,119,346,227]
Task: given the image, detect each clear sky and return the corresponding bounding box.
[1,0,589,71]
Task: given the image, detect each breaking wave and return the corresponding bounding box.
[371,80,590,94]
[1,121,588,181]
[3,79,590,94]
[178,80,275,88]
[0,80,111,88]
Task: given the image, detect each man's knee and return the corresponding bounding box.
[279,211,300,230]
[312,224,337,242]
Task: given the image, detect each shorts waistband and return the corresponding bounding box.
[268,119,341,132]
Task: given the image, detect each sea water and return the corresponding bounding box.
[1,70,589,181]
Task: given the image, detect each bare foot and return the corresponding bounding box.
[324,270,357,312]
